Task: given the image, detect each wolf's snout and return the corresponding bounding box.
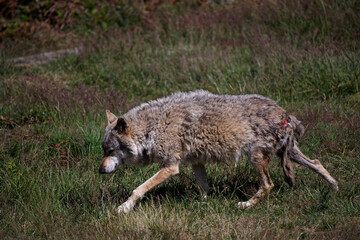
[99,156,119,174]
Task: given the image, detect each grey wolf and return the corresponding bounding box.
[99,90,338,213]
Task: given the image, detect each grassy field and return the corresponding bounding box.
[1,1,360,239]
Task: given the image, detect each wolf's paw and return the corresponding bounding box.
[237,201,252,209]
[332,183,339,192]
[117,201,133,214]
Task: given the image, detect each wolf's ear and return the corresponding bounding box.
[106,110,117,125]
[114,117,131,135]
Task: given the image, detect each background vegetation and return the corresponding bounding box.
[1,0,359,239]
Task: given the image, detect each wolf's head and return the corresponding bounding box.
[99,110,137,174]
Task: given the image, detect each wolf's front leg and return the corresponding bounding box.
[118,163,180,213]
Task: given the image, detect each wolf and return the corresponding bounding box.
[99,90,338,213]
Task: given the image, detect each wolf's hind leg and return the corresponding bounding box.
[238,151,274,209]
[118,163,180,213]
[290,145,338,191]
[192,164,209,197]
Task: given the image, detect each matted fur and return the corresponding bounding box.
[99,90,338,213]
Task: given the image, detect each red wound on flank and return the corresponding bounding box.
[282,119,288,127]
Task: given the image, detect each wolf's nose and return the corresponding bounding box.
[99,167,106,174]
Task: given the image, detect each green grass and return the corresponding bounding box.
[1,1,360,239]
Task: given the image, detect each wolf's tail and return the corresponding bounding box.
[278,114,303,187]
[288,115,305,139]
